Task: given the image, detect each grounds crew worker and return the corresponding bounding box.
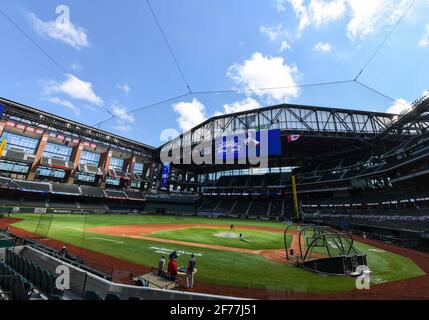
[186,254,197,289]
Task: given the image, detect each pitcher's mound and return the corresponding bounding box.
[214,232,240,239]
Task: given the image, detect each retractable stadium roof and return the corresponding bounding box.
[157,102,419,172]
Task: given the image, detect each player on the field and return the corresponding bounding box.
[186,254,197,289]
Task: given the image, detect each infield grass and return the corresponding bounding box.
[150,227,288,250]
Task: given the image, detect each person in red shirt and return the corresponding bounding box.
[168,257,178,281]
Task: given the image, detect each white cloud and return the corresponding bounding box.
[47,97,80,116]
[43,74,102,106]
[346,0,412,40]
[260,24,289,41]
[418,24,429,47]
[309,0,346,27]
[70,63,82,71]
[111,103,135,132]
[173,98,207,131]
[285,0,411,40]
[313,41,332,52]
[280,41,292,51]
[287,0,345,33]
[386,98,411,114]
[117,83,131,95]
[274,0,288,12]
[260,24,292,51]
[288,0,311,32]
[27,11,89,49]
[227,52,300,103]
[346,0,388,40]
[215,98,262,116]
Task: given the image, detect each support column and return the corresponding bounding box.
[0,120,5,138]
[27,132,49,181]
[152,163,163,191]
[123,155,135,190]
[141,162,152,190]
[67,141,84,184]
[98,149,112,188]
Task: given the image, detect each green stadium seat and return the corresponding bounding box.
[40,269,50,294]
[105,293,121,300]
[34,265,43,289]
[84,291,102,300]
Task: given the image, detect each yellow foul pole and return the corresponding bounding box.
[0,139,7,158]
[291,175,299,221]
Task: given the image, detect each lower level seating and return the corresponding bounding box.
[80,185,105,197]
[231,200,250,215]
[216,200,236,213]
[248,200,270,216]
[0,261,33,300]
[125,191,145,200]
[269,200,283,216]
[2,250,62,300]
[198,199,220,211]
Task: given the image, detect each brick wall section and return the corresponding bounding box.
[27,133,49,181]
[67,142,84,184]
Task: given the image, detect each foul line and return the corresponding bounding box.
[85,237,124,244]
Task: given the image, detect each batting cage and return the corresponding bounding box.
[284,224,367,275]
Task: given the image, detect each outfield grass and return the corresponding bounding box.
[150,227,289,250]
[8,214,425,295]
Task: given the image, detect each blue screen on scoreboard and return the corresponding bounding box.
[0,103,5,118]
[215,129,282,160]
[160,164,170,190]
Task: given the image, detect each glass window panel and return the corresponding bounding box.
[36,166,66,178]
[106,177,120,186]
[0,160,30,174]
[134,162,144,175]
[109,157,124,171]
[0,132,39,155]
[43,142,72,161]
[80,150,101,166]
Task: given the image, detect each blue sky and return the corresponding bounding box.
[1,0,429,147]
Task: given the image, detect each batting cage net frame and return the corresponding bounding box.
[284,224,367,276]
[33,211,54,239]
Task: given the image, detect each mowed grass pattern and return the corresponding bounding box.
[150,227,288,250]
[9,214,425,295]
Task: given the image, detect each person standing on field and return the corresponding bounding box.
[168,256,178,281]
[158,255,166,276]
[186,254,197,289]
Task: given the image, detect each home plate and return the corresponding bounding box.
[368,248,386,253]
